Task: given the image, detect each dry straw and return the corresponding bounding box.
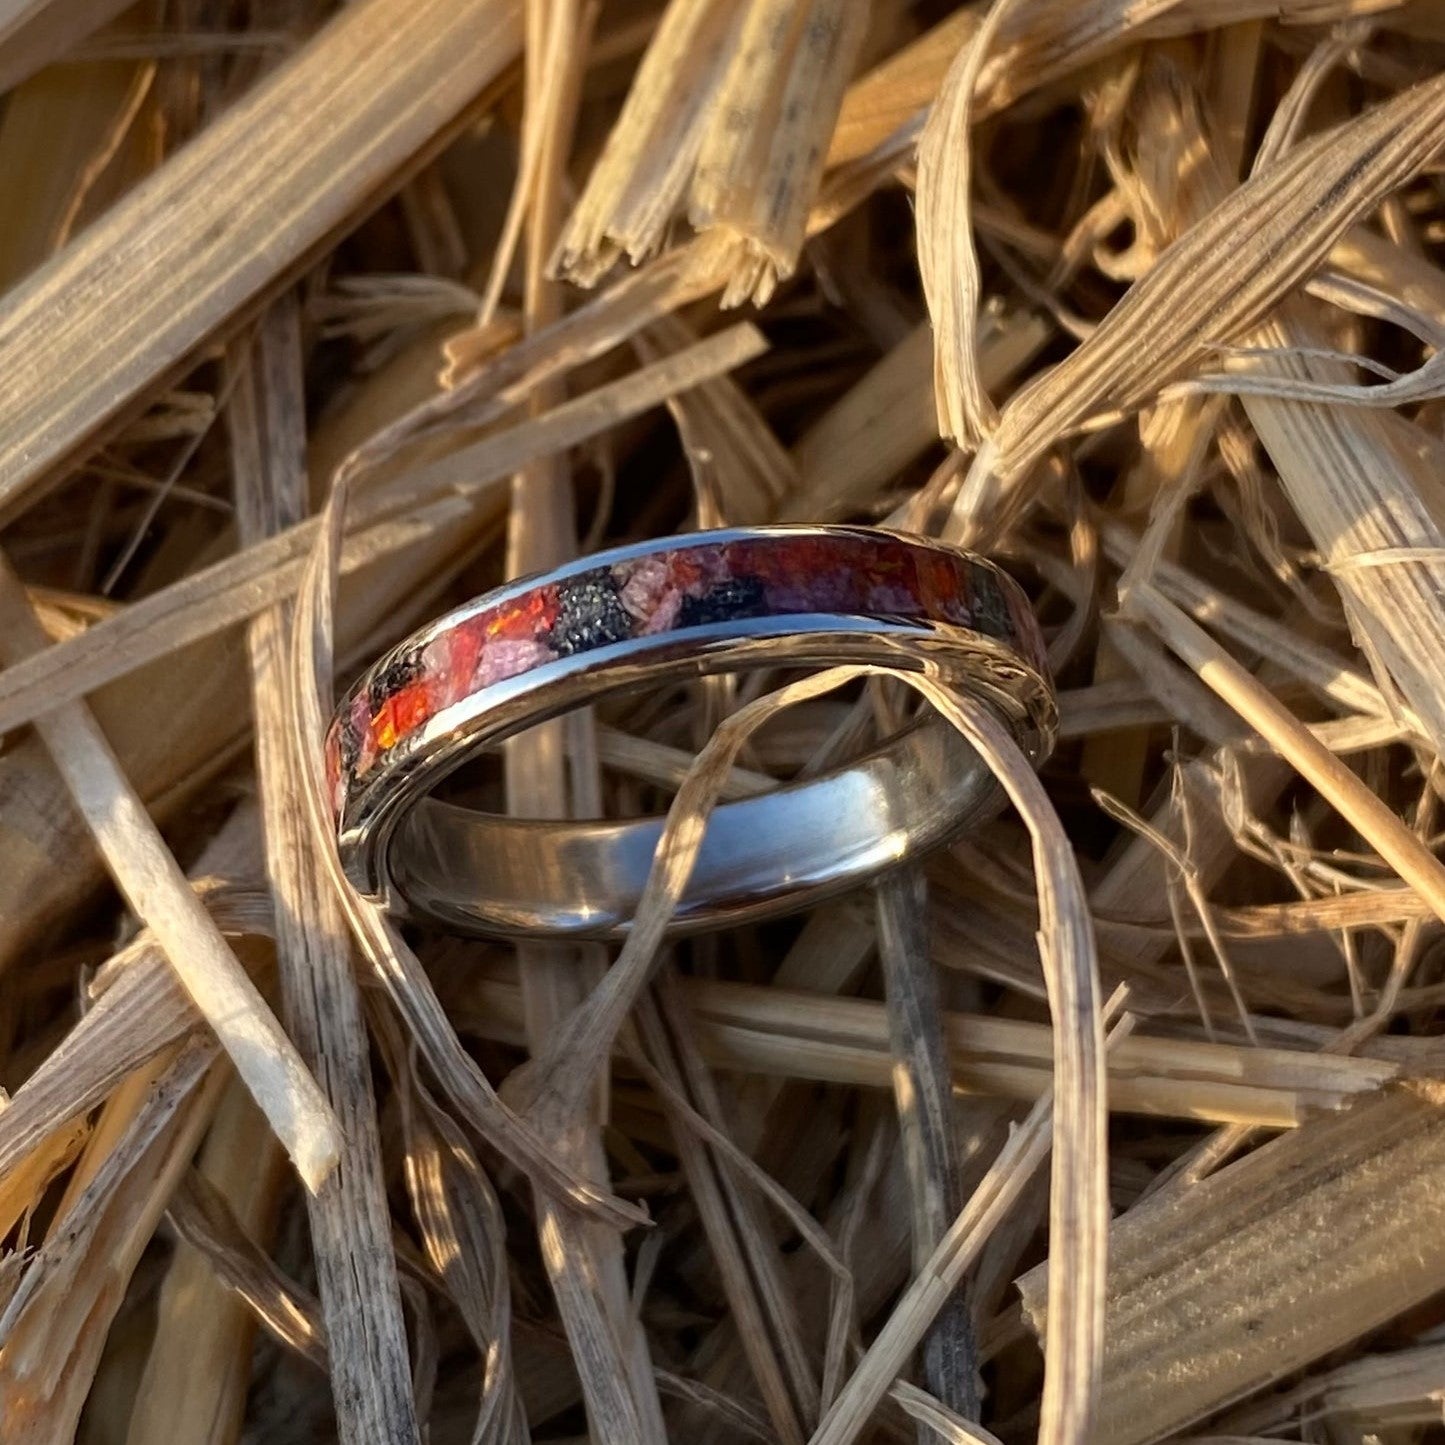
[234,297,419,1443]
[2,1,1445,1442]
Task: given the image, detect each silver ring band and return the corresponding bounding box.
[327,526,1055,939]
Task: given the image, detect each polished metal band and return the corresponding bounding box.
[328,526,1055,939]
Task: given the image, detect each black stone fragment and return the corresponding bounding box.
[971,568,1011,638]
[548,572,635,656]
[677,574,768,627]
[369,646,425,710]
[337,710,364,772]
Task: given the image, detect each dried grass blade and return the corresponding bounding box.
[826,8,975,169]
[551,0,737,282]
[900,683,1108,1445]
[637,976,820,1444]
[1018,1087,1445,1444]
[0,1038,223,1441]
[0,0,133,92]
[945,69,1445,542]
[0,556,341,1188]
[688,0,867,306]
[876,870,980,1430]
[506,5,666,1432]
[1218,1339,1445,1437]
[374,1009,527,1443]
[890,1382,1008,1445]
[126,1078,291,1443]
[915,0,1019,446]
[165,1167,328,1370]
[808,1089,1056,1445]
[233,299,419,1441]
[1235,314,1445,751]
[1121,583,1445,928]
[0,323,766,736]
[699,980,1392,1117]
[971,0,1404,115]
[417,959,1401,1125]
[0,0,524,519]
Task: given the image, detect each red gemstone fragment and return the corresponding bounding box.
[426,617,486,708]
[856,539,923,614]
[664,544,730,598]
[372,680,433,751]
[736,536,841,611]
[486,584,559,642]
[330,534,1040,824]
[916,552,972,627]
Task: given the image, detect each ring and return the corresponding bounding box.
[327,526,1055,938]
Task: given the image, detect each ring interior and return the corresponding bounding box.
[386,715,1001,939]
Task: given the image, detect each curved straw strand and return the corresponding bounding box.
[902,678,1107,1445]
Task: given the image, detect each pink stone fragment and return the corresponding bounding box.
[476,636,556,687]
[615,555,685,634]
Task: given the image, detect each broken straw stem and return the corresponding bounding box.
[1122,582,1445,928]
[0,556,341,1191]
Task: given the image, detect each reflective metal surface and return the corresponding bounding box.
[334,528,1056,940]
[392,713,999,937]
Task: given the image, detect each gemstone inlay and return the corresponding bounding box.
[326,530,1044,816]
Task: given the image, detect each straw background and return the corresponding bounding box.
[1,1,1444,1443]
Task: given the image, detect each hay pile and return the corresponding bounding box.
[1,1,1444,1442]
